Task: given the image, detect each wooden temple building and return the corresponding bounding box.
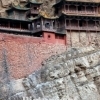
[0,4,31,34]
[53,0,100,46]
[26,0,43,18]
[0,0,100,46]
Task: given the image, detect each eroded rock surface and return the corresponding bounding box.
[2,47,100,100]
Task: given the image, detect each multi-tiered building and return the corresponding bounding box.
[0,0,100,46]
[53,0,100,47]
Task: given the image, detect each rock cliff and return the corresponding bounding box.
[1,46,100,100]
[0,0,55,17]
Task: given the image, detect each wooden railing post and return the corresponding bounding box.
[76,5,78,15]
[20,22,21,31]
[85,5,86,15]
[97,6,98,15]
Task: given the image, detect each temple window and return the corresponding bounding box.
[71,19,78,26]
[86,6,94,12]
[78,6,85,11]
[79,21,83,27]
[45,22,50,28]
[53,21,55,28]
[34,7,38,10]
[36,23,41,28]
[65,5,68,10]
[32,23,34,28]
[69,5,76,11]
[88,20,95,27]
[78,6,81,11]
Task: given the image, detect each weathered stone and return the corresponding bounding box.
[2,47,100,100]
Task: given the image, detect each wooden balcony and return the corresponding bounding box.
[0,26,31,33]
[66,0,99,3]
[32,27,42,33]
[65,10,98,16]
[42,26,56,32]
[32,26,56,33]
[56,0,99,3]
[56,27,66,34]
[66,26,100,31]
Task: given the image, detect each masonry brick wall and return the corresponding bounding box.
[0,33,66,79]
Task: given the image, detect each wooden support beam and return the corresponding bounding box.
[8,21,10,28]
[65,17,66,28]
[68,4,69,12]
[20,22,21,30]
[64,4,65,11]
[76,5,78,15]
[85,5,86,15]
[78,19,81,43]
[69,19,72,47]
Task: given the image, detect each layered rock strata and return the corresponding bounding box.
[4,47,100,100]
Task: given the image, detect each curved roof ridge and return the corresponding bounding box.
[29,0,43,4]
[6,3,30,11]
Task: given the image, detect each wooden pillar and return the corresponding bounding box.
[69,19,72,47]
[95,20,97,31]
[69,19,71,26]
[14,11,16,19]
[85,5,86,15]
[97,6,98,15]
[99,20,100,31]
[68,4,69,12]
[78,19,79,28]
[86,20,88,29]
[76,5,78,14]
[86,20,90,45]
[93,6,95,15]
[65,18,66,28]
[8,21,10,28]
[78,19,81,43]
[95,20,98,32]
[41,18,44,28]
[20,22,21,30]
[64,4,65,12]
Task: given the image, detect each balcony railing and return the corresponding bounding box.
[65,10,98,16]
[32,27,42,33]
[42,26,56,32]
[56,0,99,3]
[66,26,100,31]
[32,26,56,33]
[66,0,99,3]
[0,26,31,33]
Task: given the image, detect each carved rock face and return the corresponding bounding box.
[2,47,100,100]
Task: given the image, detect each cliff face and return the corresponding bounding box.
[0,33,66,99]
[0,0,55,17]
[1,46,100,100]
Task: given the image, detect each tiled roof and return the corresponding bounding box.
[29,0,43,5]
[6,4,30,11]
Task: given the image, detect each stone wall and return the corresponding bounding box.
[67,31,99,48]
[0,33,66,79]
[8,47,100,100]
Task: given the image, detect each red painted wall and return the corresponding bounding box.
[43,32,66,45]
[0,33,66,79]
[43,32,56,43]
[55,35,66,45]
